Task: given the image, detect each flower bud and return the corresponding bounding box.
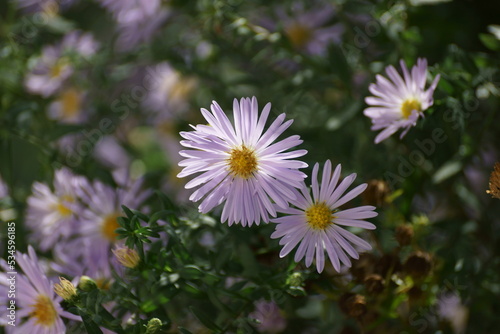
[362,179,390,207]
[364,274,385,295]
[339,293,367,318]
[78,275,98,292]
[487,162,500,199]
[54,277,78,303]
[145,318,162,334]
[403,251,432,279]
[113,245,140,269]
[395,224,414,246]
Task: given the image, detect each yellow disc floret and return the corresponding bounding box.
[101,214,121,242]
[227,145,258,179]
[30,295,57,327]
[286,23,312,49]
[401,98,421,119]
[305,202,334,230]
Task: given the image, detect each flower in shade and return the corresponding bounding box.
[47,87,89,124]
[271,160,377,273]
[0,246,80,333]
[14,0,76,14]
[25,168,87,251]
[248,300,287,333]
[437,292,468,334]
[178,97,308,226]
[364,58,440,143]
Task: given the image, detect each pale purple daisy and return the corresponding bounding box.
[25,168,87,251]
[47,87,89,124]
[77,175,151,274]
[142,62,197,114]
[0,246,80,333]
[178,97,308,226]
[364,58,441,144]
[271,160,377,273]
[97,0,169,51]
[25,31,98,97]
[248,300,287,333]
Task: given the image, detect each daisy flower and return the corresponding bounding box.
[363,58,440,144]
[47,87,89,124]
[25,168,87,251]
[0,246,80,333]
[178,97,308,226]
[271,160,377,273]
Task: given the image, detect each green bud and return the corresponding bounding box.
[78,275,98,292]
[145,318,162,334]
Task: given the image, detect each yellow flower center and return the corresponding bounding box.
[227,145,258,179]
[286,23,312,48]
[170,76,197,103]
[30,295,58,327]
[401,98,421,119]
[60,88,82,119]
[101,214,121,242]
[96,277,111,290]
[56,195,74,217]
[305,202,334,230]
[50,59,68,78]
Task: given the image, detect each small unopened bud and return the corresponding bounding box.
[339,293,367,318]
[395,224,414,246]
[78,275,98,292]
[113,246,140,269]
[54,277,78,302]
[145,318,162,334]
[403,251,432,279]
[362,179,390,207]
[286,272,304,287]
[487,162,500,199]
[364,274,385,295]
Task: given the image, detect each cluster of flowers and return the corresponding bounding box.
[1,169,150,332]
[178,56,440,275]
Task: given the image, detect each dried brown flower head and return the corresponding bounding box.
[487,162,500,199]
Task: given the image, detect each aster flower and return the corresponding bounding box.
[0,246,80,333]
[97,0,169,51]
[364,58,440,144]
[142,62,197,114]
[271,160,377,273]
[260,2,344,56]
[47,87,89,124]
[77,175,151,274]
[248,300,287,333]
[25,31,99,97]
[25,168,87,251]
[178,97,308,226]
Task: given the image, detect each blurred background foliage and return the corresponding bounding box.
[1,0,500,333]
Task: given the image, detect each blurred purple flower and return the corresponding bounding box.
[142,62,197,115]
[437,292,468,334]
[25,168,87,251]
[14,0,77,14]
[0,174,8,199]
[97,0,169,51]
[248,300,287,333]
[47,87,89,124]
[262,2,344,56]
[25,30,99,97]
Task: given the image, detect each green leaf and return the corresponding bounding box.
[189,306,223,332]
[179,265,204,280]
[178,327,193,334]
[479,33,500,51]
[433,160,463,184]
[79,310,104,334]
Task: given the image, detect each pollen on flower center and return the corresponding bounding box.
[286,23,312,48]
[56,195,74,217]
[305,202,334,230]
[101,214,120,242]
[401,98,421,119]
[30,295,57,327]
[227,145,258,179]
